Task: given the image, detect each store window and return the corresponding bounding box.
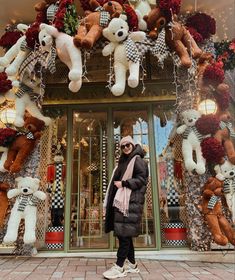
[153,105,188,247]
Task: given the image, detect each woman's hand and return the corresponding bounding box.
[114,181,122,188]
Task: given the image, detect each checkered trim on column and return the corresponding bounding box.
[46,243,63,249]
[166,159,179,206]
[51,163,64,209]
[164,222,185,229]
[47,226,64,232]
[165,239,187,246]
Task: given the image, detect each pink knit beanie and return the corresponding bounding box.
[120,135,135,147]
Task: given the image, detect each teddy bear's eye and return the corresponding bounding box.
[113,33,115,35]
[121,26,123,29]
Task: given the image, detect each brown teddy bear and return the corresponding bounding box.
[214,109,235,165]
[201,177,235,246]
[3,116,45,174]
[34,0,58,12]
[0,182,9,228]
[144,9,202,67]
[74,0,123,49]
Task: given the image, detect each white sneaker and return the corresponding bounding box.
[103,263,127,279]
[124,260,140,273]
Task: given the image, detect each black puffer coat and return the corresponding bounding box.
[105,144,149,237]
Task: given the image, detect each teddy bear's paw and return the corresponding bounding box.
[196,164,206,175]
[81,39,93,50]
[0,57,9,67]
[24,235,36,244]
[14,117,25,128]
[69,80,82,93]
[3,162,11,171]
[228,156,235,165]
[214,234,228,246]
[69,69,82,81]
[6,66,17,76]
[128,76,139,88]
[73,36,82,48]
[3,234,17,244]
[9,164,21,174]
[184,160,197,172]
[111,84,125,96]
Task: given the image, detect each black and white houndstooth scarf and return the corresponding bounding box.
[223,178,235,194]
[17,194,38,212]
[207,195,220,209]
[16,83,39,101]
[95,7,110,27]
[183,126,203,142]
[47,3,59,22]
[151,29,169,66]
[220,121,235,138]
[124,36,140,63]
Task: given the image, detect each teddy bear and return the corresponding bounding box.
[39,23,82,93]
[102,15,146,96]
[176,109,206,174]
[3,176,46,244]
[215,160,235,224]
[34,0,59,22]
[144,10,202,67]
[214,109,235,165]
[3,116,45,174]
[74,0,124,49]
[0,182,9,228]
[0,24,30,76]
[201,176,235,246]
[14,68,51,127]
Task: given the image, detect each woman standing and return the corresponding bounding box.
[103,135,149,279]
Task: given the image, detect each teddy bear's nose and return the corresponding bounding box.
[23,188,28,193]
[188,119,193,122]
[42,41,46,46]
[118,31,123,37]
[108,1,112,6]
[230,171,234,176]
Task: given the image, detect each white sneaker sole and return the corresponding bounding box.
[103,271,127,279]
[125,268,140,273]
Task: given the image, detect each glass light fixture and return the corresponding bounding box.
[198,99,217,115]
[0,108,16,124]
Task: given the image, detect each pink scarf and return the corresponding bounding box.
[113,155,138,216]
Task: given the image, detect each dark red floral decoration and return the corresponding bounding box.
[36,10,47,23]
[187,27,203,44]
[186,13,216,42]
[213,87,230,111]
[203,62,225,87]
[0,128,17,147]
[25,22,40,49]
[0,31,22,50]
[158,0,181,22]
[196,114,220,135]
[201,137,225,164]
[0,72,12,93]
[123,4,139,31]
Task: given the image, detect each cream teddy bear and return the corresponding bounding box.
[177,109,206,174]
[215,160,235,224]
[0,24,29,76]
[102,15,146,96]
[39,23,82,93]
[3,176,46,244]
[14,69,51,127]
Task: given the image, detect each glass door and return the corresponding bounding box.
[70,110,109,249]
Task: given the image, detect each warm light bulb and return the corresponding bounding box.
[198,99,217,115]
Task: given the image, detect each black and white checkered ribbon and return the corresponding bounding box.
[151,29,169,66]
[223,178,235,194]
[207,195,220,209]
[47,46,57,74]
[183,126,203,142]
[26,132,34,140]
[124,36,140,63]
[20,39,29,51]
[220,121,235,138]
[17,194,38,212]
[47,3,59,22]
[16,83,39,101]
[94,7,110,27]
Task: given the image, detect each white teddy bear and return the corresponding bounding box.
[102,15,146,96]
[3,176,46,244]
[39,23,82,93]
[215,160,235,224]
[14,69,51,127]
[177,109,206,174]
[0,24,29,76]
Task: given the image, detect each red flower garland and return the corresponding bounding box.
[203,62,225,87]
[213,85,230,111]
[187,27,203,44]
[195,114,220,135]
[186,13,216,41]
[123,4,139,31]
[0,128,17,147]
[0,30,22,50]
[25,22,40,49]
[201,137,225,164]
[0,72,12,93]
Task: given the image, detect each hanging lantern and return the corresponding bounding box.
[198,99,217,115]
[0,108,16,124]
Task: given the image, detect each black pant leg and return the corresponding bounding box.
[116,236,131,267]
[127,237,135,264]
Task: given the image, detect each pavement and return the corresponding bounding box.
[0,257,234,280]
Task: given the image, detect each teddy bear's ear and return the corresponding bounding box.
[40,23,46,31]
[120,14,128,21]
[103,28,110,40]
[17,24,29,33]
[15,177,23,184]
[33,178,40,185]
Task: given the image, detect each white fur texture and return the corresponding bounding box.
[215,160,235,223]
[177,109,205,175]
[0,148,8,173]
[102,17,146,96]
[0,24,29,76]
[39,24,82,93]
[3,177,46,244]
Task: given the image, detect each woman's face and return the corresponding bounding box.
[121,142,133,155]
